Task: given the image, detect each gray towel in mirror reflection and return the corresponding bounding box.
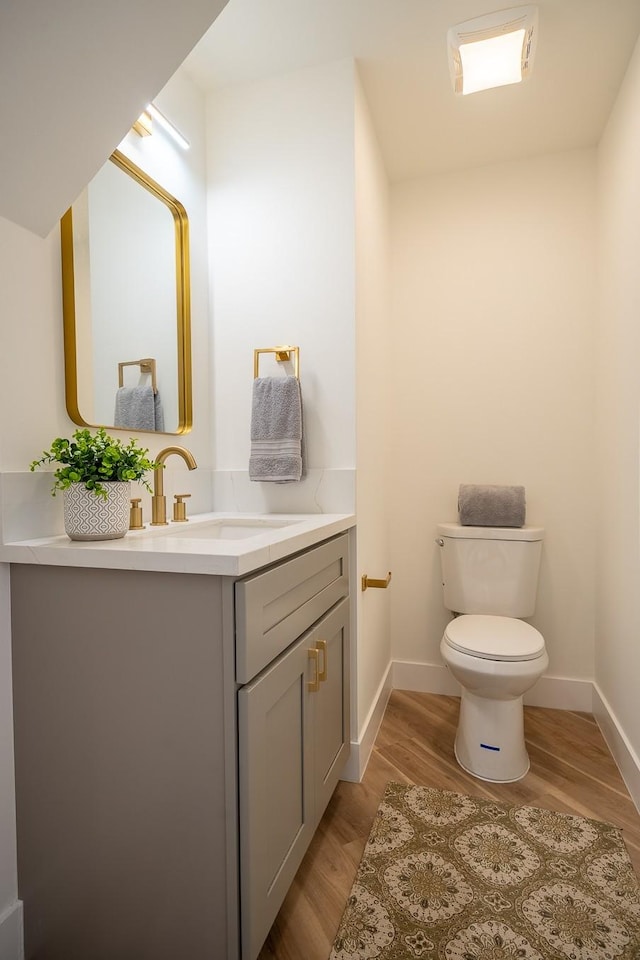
[114,385,165,432]
[249,376,303,482]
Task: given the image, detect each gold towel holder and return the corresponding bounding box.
[118,357,157,394]
[361,572,392,592]
[253,345,300,379]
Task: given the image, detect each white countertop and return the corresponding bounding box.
[0,512,356,577]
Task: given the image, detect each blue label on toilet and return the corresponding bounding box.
[480,743,500,751]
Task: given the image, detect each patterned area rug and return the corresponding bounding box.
[330,782,640,959]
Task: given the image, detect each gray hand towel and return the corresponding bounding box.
[249,376,303,482]
[114,385,164,431]
[458,484,526,527]
[153,391,165,432]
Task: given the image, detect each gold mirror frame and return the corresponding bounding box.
[61,149,193,434]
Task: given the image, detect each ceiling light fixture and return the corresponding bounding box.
[448,5,538,96]
[132,102,190,150]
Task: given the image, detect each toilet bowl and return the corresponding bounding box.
[440,614,548,782]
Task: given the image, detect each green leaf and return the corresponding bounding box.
[30,428,161,497]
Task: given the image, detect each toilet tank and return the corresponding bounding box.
[436,522,544,617]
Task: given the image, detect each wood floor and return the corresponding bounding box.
[257,690,640,960]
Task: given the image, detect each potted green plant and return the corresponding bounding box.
[31,427,160,541]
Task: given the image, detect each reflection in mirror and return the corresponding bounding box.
[61,150,192,434]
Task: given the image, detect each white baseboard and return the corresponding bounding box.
[0,900,23,960]
[523,673,594,712]
[391,660,594,712]
[341,663,393,782]
[392,660,459,696]
[593,683,640,813]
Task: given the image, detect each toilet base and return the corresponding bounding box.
[455,689,530,783]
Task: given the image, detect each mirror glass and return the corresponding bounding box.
[61,149,192,433]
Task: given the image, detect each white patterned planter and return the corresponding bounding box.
[63,481,131,541]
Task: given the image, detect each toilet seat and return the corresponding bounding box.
[444,614,545,662]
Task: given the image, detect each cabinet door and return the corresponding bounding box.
[312,598,350,818]
[238,633,316,960]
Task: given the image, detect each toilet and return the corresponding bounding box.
[436,522,547,783]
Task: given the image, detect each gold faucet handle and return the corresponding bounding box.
[173,493,191,523]
[129,498,145,530]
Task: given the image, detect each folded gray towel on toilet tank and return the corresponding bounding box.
[249,376,303,482]
[458,484,526,527]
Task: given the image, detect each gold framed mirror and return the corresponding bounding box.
[61,149,192,434]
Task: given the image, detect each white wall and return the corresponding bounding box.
[596,35,640,761]
[389,150,598,687]
[205,58,397,772]
[0,0,229,236]
[0,70,213,958]
[354,73,392,745]
[206,59,357,514]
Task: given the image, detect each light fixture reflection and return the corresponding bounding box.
[146,103,190,150]
[131,103,190,150]
[132,110,152,138]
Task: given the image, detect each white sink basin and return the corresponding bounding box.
[163,517,296,541]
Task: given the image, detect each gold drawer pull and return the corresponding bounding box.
[316,639,327,682]
[307,647,320,692]
[361,571,392,592]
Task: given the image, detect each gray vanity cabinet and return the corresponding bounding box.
[238,598,350,960]
[9,531,351,960]
[10,565,232,960]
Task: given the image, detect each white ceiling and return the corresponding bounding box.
[183,0,640,181]
[0,0,229,236]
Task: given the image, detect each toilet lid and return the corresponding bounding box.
[444,615,545,662]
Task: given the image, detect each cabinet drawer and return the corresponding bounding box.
[235,534,349,683]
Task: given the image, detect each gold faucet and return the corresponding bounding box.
[151,446,197,526]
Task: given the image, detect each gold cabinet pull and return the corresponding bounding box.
[307,647,320,692]
[316,639,327,682]
[361,571,392,592]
